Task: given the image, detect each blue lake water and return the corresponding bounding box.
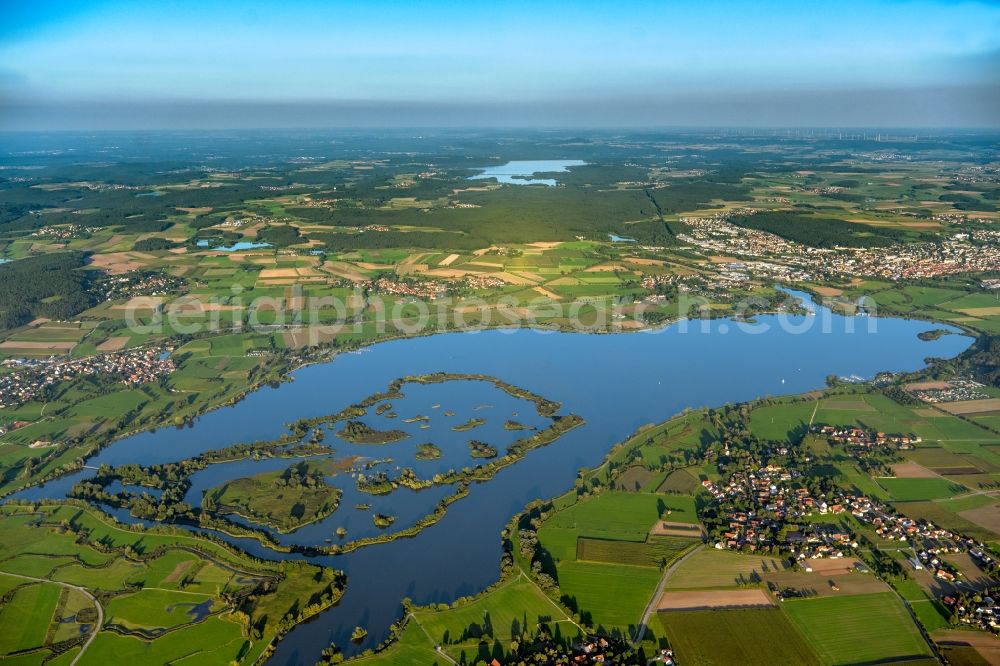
[195,239,272,252]
[608,233,637,242]
[10,293,973,663]
[469,160,586,186]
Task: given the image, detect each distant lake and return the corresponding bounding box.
[608,233,637,242]
[469,159,586,186]
[195,239,272,252]
[11,290,973,664]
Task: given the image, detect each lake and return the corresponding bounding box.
[10,294,973,663]
[195,239,273,252]
[470,160,586,186]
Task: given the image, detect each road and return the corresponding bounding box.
[630,543,705,648]
[0,571,104,666]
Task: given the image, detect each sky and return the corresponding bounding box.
[1,0,998,129]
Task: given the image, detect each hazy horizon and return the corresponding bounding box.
[2,0,999,130]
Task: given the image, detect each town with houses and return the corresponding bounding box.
[0,347,175,413]
[698,455,998,586]
[675,209,1000,283]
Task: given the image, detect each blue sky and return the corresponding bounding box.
[1,0,998,128]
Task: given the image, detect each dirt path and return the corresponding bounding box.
[0,570,104,666]
[630,543,705,647]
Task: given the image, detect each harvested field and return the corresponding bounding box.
[657,588,774,611]
[907,381,953,391]
[96,336,130,352]
[801,557,866,575]
[650,521,706,538]
[893,462,940,478]
[959,307,1000,317]
[283,326,347,348]
[89,252,145,274]
[423,268,473,278]
[811,285,843,297]
[109,295,165,310]
[942,553,994,589]
[934,629,1000,665]
[0,340,75,351]
[494,272,539,285]
[532,286,561,300]
[940,399,1000,415]
[959,503,1000,536]
[765,571,889,597]
[259,268,302,278]
[438,253,460,266]
[321,261,367,282]
[506,271,544,284]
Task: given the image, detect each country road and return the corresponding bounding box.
[0,570,104,666]
[630,543,706,648]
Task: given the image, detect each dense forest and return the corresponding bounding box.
[0,252,98,329]
[728,212,912,248]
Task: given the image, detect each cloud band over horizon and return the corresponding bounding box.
[2,0,998,129]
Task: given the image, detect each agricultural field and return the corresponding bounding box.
[876,476,969,501]
[665,548,789,590]
[536,490,701,631]
[657,608,820,665]
[782,593,933,665]
[0,503,342,665]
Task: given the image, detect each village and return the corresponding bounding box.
[0,347,175,410]
[369,275,447,300]
[944,588,1000,634]
[101,271,188,299]
[675,209,1000,282]
[700,454,998,586]
[812,424,920,451]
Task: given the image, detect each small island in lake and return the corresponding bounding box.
[372,513,396,528]
[468,440,498,458]
[918,329,951,341]
[415,442,443,460]
[202,460,342,533]
[453,417,486,432]
[337,420,409,444]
